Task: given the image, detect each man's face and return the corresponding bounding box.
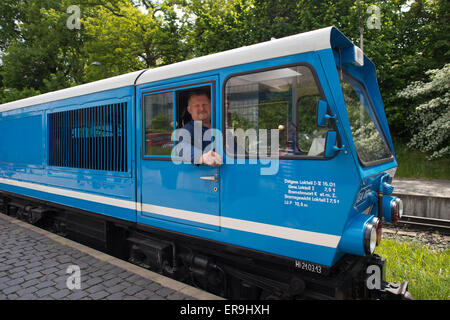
[187,94,211,126]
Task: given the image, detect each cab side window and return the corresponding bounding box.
[225,65,329,158]
[144,92,174,156]
[143,84,213,158]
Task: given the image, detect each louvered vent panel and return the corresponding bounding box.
[48,103,127,172]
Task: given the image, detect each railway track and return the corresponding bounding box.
[397,215,450,234]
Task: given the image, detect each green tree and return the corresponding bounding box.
[180,0,252,57]
[0,0,88,92]
[83,0,188,78]
[0,0,188,98]
[365,0,450,137]
[0,0,24,51]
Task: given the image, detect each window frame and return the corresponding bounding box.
[222,62,336,161]
[141,80,216,161]
[340,71,394,168]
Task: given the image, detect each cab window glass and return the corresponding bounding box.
[225,65,329,157]
[340,73,392,165]
[144,92,174,156]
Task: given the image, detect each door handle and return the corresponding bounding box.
[200,174,219,182]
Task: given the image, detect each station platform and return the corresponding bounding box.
[392,178,450,221]
[0,213,222,300]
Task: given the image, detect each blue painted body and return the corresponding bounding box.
[0,87,136,223]
[0,28,398,267]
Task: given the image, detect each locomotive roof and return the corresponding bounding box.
[0,26,354,114]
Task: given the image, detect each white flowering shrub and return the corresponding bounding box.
[398,64,450,160]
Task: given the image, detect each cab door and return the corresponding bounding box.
[137,77,221,231]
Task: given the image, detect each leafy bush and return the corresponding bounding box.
[375,239,449,300]
[398,64,450,160]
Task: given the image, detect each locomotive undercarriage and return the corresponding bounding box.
[0,193,412,300]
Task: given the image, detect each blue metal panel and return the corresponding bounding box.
[0,86,137,223]
[0,114,43,167]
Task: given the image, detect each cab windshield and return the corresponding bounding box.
[340,72,393,166]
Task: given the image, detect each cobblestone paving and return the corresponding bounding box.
[0,216,195,300]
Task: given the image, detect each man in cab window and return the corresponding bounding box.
[179,90,222,167]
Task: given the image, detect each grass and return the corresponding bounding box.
[375,239,449,300]
[393,138,450,180]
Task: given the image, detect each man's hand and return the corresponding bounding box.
[199,150,222,167]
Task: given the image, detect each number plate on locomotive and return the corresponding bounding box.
[295,260,329,275]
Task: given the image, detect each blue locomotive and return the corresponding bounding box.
[0,27,411,299]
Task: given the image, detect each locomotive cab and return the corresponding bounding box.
[327,43,402,257]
